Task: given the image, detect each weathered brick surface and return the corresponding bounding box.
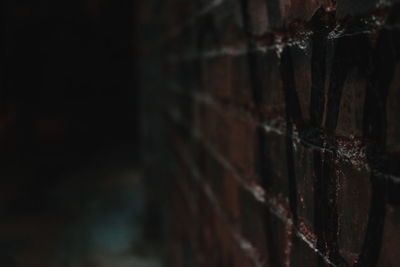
[157,0,400,266]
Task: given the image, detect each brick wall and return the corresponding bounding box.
[155,0,400,266]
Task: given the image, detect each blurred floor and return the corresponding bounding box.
[0,147,163,267]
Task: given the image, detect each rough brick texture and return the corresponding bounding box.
[146,0,400,266]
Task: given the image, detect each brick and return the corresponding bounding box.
[223,172,241,221]
[203,56,233,100]
[386,63,400,152]
[195,101,231,156]
[337,162,371,264]
[239,186,292,267]
[293,144,316,230]
[289,234,319,267]
[231,55,255,108]
[258,131,290,199]
[247,0,269,35]
[335,69,367,138]
[377,205,400,267]
[336,0,379,19]
[213,1,244,45]
[258,51,286,122]
[290,45,312,122]
[281,0,329,23]
[239,188,270,264]
[227,112,257,183]
[261,209,291,267]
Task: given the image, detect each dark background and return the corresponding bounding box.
[1,0,138,180]
[1,0,139,212]
[0,1,163,266]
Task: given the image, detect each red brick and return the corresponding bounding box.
[336,70,367,138]
[377,205,400,267]
[386,63,400,152]
[294,144,316,230]
[337,163,371,264]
